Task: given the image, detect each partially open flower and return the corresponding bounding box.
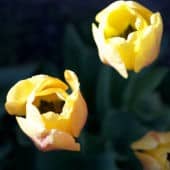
[5,70,88,151]
[131,131,170,170]
[92,0,163,78]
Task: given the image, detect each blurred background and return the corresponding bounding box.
[0,0,170,170]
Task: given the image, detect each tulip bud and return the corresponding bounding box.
[92,0,163,78]
[5,70,88,151]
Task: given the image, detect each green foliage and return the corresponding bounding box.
[123,67,168,110]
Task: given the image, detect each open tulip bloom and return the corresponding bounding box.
[131,131,170,170]
[5,70,87,151]
[92,0,163,78]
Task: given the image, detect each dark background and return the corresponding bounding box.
[0,0,170,170]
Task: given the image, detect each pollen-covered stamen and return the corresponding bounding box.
[38,100,65,114]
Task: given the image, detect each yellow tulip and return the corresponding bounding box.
[131,131,170,170]
[5,70,88,151]
[92,0,163,78]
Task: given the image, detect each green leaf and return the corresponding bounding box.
[95,66,114,115]
[133,92,170,122]
[123,67,168,110]
[63,23,100,79]
[95,65,128,121]
[35,150,118,170]
[101,109,147,144]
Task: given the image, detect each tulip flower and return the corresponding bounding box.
[92,0,163,78]
[131,131,170,170]
[5,70,88,151]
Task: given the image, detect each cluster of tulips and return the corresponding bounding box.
[5,1,167,169]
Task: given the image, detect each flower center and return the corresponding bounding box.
[103,4,148,40]
[38,100,65,114]
[167,153,170,161]
[120,25,136,39]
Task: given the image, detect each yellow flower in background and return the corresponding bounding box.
[131,131,170,170]
[5,70,88,151]
[92,0,163,78]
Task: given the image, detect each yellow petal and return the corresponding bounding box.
[5,79,34,115]
[16,106,43,137]
[16,116,80,151]
[16,116,45,138]
[17,103,80,151]
[33,129,80,151]
[126,1,152,22]
[64,70,79,91]
[108,36,135,70]
[35,88,65,97]
[55,88,69,101]
[26,101,44,123]
[134,152,162,170]
[103,3,135,38]
[41,111,70,133]
[131,131,170,170]
[16,102,45,137]
[68,92,88,137]
[132,131,170,150]
[96,1,126,23]
[134,13,163,72]
[92,23,128,78]
[64,70,88,137]
[131,132,160,150]
[31,75,68,92]
[5,75,68,115]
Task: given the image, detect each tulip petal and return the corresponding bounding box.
[16,116,45,138]
[35,88,65,97]
[131,132,160,150]
[132,131,170,170]
[126,1,152,22]
[33,129,80,151]
[5,75,68,115]
[132,131,170,150]
[31,75,68,92]
[68,92,88,137]
[64,70,88,137]
[16,117,80,151]
[134,13,163,72]
[134,152,162,170]
[96,1,125,23]
[92,24,128,78]
[16,101,45,137]
[64,70,79,91]
[26,102,44,123]
[41,111,70,133]
[5,79,34,115]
